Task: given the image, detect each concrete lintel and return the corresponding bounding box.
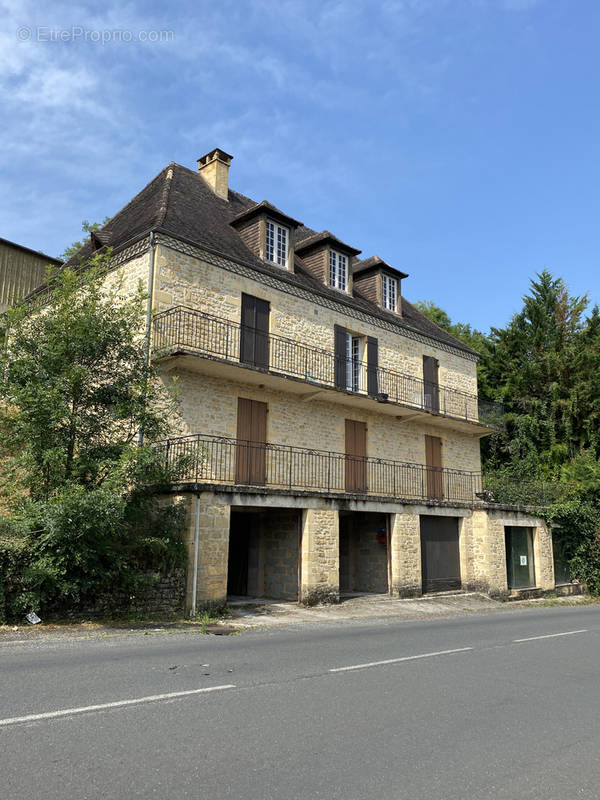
[166,483,482,512]
[227,493,410,514]
[409,504,473,518]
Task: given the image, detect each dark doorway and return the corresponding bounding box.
[339,512,389,595]
[345,419,367,492]
[505,526,536,589]
[240,293,270,369]
[425,434,443,500]
[227,508,300,600]
[420,516,461,592]
[227,511,251,596]
[236,398,267,485]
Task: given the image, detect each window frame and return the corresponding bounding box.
[265,219,289,268]
[329,249,348,292]
[345,332,364,392]
[382,273,398,312]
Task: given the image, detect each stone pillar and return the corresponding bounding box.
[481,512,509,597]
[390,509,421,597]
[533,518,555,590]
[463,509,494,594]
[184,492,231,613]
[300,508,339,605]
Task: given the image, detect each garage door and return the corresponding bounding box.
[420,516,461,592]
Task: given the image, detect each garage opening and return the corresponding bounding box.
[227,508,300,600]
[505,526,536,589]
[420,516,461,592]
[339,512,390,595]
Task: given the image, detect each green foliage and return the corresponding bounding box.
[58,218,111,261]
[414,300,491,357]
[0,259,185,621]
[0,256,172,500]
[420,274,600,593]
[544,499,600,595]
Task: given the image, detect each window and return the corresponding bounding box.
[329,249,348,291]
[265,220,289,268]
[345,332,363,391]
[382,274,398,312]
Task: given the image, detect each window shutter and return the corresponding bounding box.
[367,336,379,396]
[334,325,347,389]
[254,297,270,369]
[240,293,270,368]
[423,355,440,412]
[240,294,255,365]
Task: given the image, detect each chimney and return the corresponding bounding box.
[197,148,233,201]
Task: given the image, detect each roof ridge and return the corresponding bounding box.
[97,163,174,238]
[156,162,176,227]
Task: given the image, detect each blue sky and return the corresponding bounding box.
[1,0,599,332]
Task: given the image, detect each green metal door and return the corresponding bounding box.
[505,526,536,589]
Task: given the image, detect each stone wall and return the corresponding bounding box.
[74,570,185,618]
[300,508,339,604]
[166,370,482,476]
[339,512,388,594]
[262,510,300,600]
[182,492,231,610]
[388,504,556,599]
[153,242,479,400]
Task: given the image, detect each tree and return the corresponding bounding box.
[58,218,110,261]
[0,253,172,500]
[482,271,588,477]
[0,255,185,617]
[414,299,492,394]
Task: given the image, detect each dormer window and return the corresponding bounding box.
[266,220,289,268]
[230,202,301,273]
[330,249,348,292]
[382,274,398,312]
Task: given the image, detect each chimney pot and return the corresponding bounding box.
[197,147,233,201]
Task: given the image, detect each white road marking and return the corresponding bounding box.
[513,629,588,643]
[329,647,473,673]
[0,684,236,727]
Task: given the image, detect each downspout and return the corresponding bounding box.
[137,230,156,447]
[191,492,201,617]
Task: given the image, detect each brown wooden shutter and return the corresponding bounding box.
[334,325,347,389]
[367,336,379,396]
[425,434,443,500]
[240,294,254,365]
[236,398,267,485]
[254,297,270,369]
[423,355,439,413]
[345,419,367,492]
[240,294,270,369]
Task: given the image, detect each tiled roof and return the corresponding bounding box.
[231,200,303,228]
[296,230,361,257]
[353,255,408,279]
[63,162,479,357]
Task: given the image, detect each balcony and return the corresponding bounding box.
[157,433,483,505]
[152,306,504,433]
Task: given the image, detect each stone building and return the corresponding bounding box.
[64,147,556,610]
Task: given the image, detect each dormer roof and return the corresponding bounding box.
[230,200,302,230]
[353,255,408,279]
[296,230,361,258]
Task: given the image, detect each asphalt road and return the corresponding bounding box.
[2,605,600,799]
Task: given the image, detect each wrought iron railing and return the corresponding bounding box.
[152,306,504,430]
[156,433,483,503]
